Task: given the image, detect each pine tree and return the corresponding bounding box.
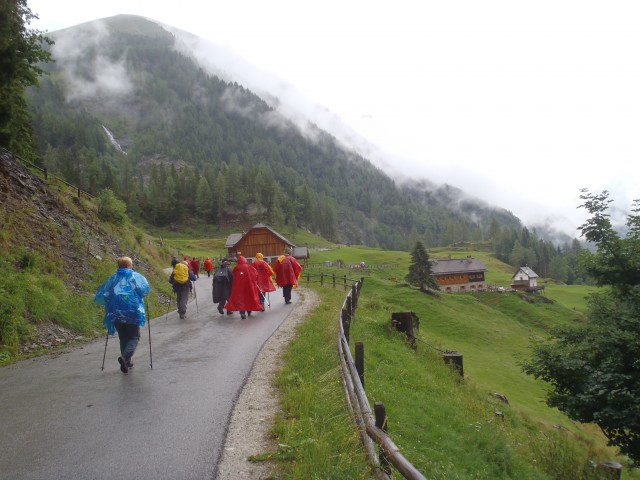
[0,1,52,158]
[406,241,439,292]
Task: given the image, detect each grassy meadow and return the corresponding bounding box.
[261,241,639,479]
[138,232,634,477]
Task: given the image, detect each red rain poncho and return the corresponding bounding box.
[252,254,276,294]
[203,257,213,273]
[274,254,302,288]
[224,256,263,312]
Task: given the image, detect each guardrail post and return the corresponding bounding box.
[342,308,351,344]
[374,402,391,475]
[443,351,464,377]
[356,342,364,388]
[346,296,352,322]
[358,277,364,294]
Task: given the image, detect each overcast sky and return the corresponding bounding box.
[27,0,640,235]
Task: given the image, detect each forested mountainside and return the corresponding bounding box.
[26,15,521,250]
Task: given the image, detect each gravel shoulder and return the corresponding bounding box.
[216,287,319,479]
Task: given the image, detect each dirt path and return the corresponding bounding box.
[216,287,319,479]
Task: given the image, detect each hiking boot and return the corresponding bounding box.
[217,306,224,314]
[247,311,252,317]
[118,357,128,374]
[226,310,233,316]
[240,313,246,319]
[179,313,185,319]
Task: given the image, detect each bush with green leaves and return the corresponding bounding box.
[97,188,128,223]
[524,190,640,465]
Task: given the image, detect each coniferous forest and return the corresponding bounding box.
[25,15,587,282]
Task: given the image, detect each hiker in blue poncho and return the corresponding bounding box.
[94,257,150,374]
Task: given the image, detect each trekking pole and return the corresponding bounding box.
[146,299,153,369]
[101,330,109,371]
[165,296,171,320]
[194,284,199,313]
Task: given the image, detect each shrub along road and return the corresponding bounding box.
[0,273,299,480]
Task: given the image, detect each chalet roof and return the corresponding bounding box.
[512,266,538,279]
[225,223,296,249]
[431,257,488,275]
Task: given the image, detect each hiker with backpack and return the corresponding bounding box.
[191,257,201,278]
[203,257,213,277]
[224,255,263,319]
[170,258,197,319]
[274,247,302,305]
[94,256,150,374]
[212,258,233,315]
[251,252,276,310]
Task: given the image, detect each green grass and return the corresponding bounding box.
[269,287,372,479]
[269,244,639,479]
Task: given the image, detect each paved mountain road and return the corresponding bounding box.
[0,274,297,480]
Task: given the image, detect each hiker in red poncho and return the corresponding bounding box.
[251,252,276,309]
[273,247,302,305]
[191,257,200,278]
[203,257,213,277]
[224,256,263,319]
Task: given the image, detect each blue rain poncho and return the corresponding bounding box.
[94,268,151,335]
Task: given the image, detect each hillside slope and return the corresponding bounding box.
[0,148,167,361]
[27,15,521,250]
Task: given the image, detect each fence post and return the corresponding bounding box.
[321,272,324,286]
[374,402,391,475]
[346,296,352,322]
[594,461,622,479]
[355,342,364,388]
[352,284,359,310]
[443,351,464,377]
[343,275,348,291]
[44,167,48,180]
[77,187,81,198]
[332,273,336,288]
[342,308,351,344]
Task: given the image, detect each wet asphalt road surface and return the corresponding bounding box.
[0,275,296,480]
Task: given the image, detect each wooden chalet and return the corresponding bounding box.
[431,256,488,293]
[511,266,544,292]
[224,224,309,264]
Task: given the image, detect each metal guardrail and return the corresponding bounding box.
[336,278,427,480]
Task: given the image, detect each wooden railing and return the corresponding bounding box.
[334,278,427,480]
[300,272,362,291]
[1,146,95,199]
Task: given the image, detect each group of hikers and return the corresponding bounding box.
[94,248,302,373]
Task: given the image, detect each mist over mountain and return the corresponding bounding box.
[27,14,525,250]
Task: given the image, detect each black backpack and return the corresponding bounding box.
[214,267,227,282]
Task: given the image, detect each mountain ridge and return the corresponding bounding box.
[27,15,522,249]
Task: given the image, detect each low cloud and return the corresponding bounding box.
[51,21,133,102]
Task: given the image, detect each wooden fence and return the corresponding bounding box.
[1,146,94,200]
[331,277,428,480]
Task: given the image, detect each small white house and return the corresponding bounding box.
[511,266,542,291]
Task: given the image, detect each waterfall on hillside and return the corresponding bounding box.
[101,125,127,155]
